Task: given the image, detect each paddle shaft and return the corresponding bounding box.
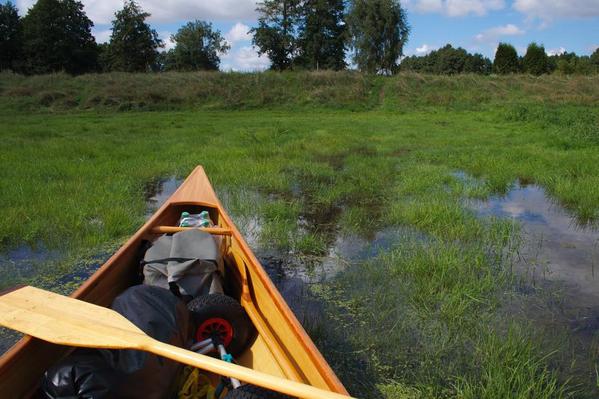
[144,339,349,399]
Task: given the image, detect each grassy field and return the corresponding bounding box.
[1,72,599,398]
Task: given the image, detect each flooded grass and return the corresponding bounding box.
[1,98,599,397]
[462,176,599,396]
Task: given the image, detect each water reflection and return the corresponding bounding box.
[145,176,183,218]
[467,181,599,306]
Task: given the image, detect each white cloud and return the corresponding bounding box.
[546,47,566,56]
[412,0,444,13]
[416,44,435,55]
[159,31,176,51]
[92,28,112,44]
[225,22,252,46]
[16,0,259,24]
[513,0,599,23]
[221,45,270,71]
[475,24,525,43]
[407,0,505,16]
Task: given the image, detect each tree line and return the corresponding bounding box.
[0,0,231,73]
[0,0,409,74]
[1,0,597,75]
[402,42,599,75]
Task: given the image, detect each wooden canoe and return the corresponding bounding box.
[0,165,349,398]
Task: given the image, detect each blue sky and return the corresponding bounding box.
[10,0,599,70]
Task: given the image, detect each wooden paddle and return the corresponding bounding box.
[0,286,353,399]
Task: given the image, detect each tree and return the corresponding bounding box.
[573,56,593,75]
[106,1,163,72]
[0,1,22,71]
[523,42,548,75]
[21,0,97,74]
[493,43,519,74]
[433,44,467,74]
[464,53,492,74]
[400,44,491,75]
[590,48,599,72]
[164,20,229,71]
[295,0,346,70]
[347,0,410,74]
[251,0,301,71]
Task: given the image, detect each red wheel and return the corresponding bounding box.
[187,294,255,356]
[196,317,234,347]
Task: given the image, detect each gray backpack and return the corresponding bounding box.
[142,229,224,298]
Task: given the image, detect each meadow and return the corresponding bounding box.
[1,71,598,398]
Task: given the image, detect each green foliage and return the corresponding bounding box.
[21,0,97,74]
[401,44,492,75]
[590,48,599,70]
[252,0,347,71]
[105,0,163,72]
[163,20,229,71]
[347,0,409,74]
[251,0,302,70]
[464,53,492,74]
[0,1,22,71]
[493,42,520,74]
[523,42,549,76]
[549,51,596,75]
[295,0,346,70]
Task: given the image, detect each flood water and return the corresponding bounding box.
[467,181,599,306]
[3,173,598,393]
[0,244,62,288]
[145,176,184,218]
[463,177,599,392]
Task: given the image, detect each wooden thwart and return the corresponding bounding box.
[151,226,233,236]
[0,286,353,399]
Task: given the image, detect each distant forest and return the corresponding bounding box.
[1,0,598,76]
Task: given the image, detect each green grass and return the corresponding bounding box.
[1,72,599,398]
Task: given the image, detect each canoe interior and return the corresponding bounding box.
[0,167,347,398]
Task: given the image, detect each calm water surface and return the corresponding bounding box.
[467,181,599,306]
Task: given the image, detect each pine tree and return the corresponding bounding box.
[347,0,410,74]
[0,1,22,71]
[21,0,97,74]
[523,42,548,76]
[493,43,520,74]
[295,0,346,70]
[164,21,230,71]
[106,1,163,72]
[251,0,302,71]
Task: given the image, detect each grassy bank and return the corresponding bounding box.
[1,72,599,397]
[1,71,598,112]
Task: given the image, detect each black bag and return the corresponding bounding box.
[41,285,192,399]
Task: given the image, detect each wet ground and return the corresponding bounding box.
[2,174,598,392]
[460,175,599,392]
[145,176,184,218]
[0,244,62,287]
[466,179,599,306]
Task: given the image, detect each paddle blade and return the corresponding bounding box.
[0,286,146,350]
